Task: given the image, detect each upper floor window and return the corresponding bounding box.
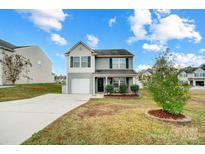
[180,73,187,78]
[112,58,126,69]
[71,56,80,68]
[194,73,205,77]
[70,56,91,68]
[81,56,91,68]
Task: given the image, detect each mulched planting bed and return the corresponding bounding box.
[148,109,185,120]
[104,93,139,99]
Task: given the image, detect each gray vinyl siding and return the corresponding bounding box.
[95,58,110,69]
[67,73,93,94]
[95,57,133,70]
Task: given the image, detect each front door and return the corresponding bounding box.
[98,78,104,92]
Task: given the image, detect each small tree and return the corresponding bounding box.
[0,53,32,84]
[105,84,114,95]
[145,49,189,115]
[130,84,139,95]
[119,84,128,94]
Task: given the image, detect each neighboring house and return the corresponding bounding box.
[55,74,66,84]
[65,41,137,94]
[0,39,54,85]
[137,68,153,80]
[179,66,205,86]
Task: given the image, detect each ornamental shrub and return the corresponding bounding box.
[145,49,189,115]
[105,84,114,95]
[119,84,128,94]
[130,84,139,94]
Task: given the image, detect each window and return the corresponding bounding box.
[180,73,187,78]
[195,73,205,77]
[73,57,80,68]
[112,58,126,69]
[113,78,126,89]
[81,56,91,68]
[37,60,42,67]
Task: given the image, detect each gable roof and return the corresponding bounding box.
[65,41,95,55]
[180,66,205,73]
[65,41,134,57]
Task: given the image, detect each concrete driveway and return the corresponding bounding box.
[0,94,90,145]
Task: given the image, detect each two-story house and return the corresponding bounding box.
[179,66,205,86]
[0,39,54,85]
[65,41,137,95]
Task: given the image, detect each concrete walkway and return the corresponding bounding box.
[0,94,90,145]
[190,86,205,91]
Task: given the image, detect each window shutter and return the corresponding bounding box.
[110,78,113,84]
[126,77,129,85]
[126,58,129,69]
[110,58,112,69]
[88,56,91,67]
[70,56,73,68]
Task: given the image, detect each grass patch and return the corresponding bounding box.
[0,83,61,102]
[23,89,205,145]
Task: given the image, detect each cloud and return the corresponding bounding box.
[86,34,99,47]
[173,52,205,67]
[154,9,171,19]
[108,16,117,27]
[136,64,151,71]
[56,53,65,59]
[18,9,68,32]
[127,10,202,50]
[151,14,202,44]
[142,43,163,52]
[199,48,205,53]
[127,9,152,44]
[51,33,67,45]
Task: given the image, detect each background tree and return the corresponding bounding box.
[0,53,32,84]
[200,63,205,70]
[145,48,189,115]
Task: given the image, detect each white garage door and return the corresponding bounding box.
[71,79,90,94]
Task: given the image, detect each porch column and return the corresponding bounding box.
[133,77,135,84]
[93,76,95,95]
[193,79,196,86]
[105,76,108,85]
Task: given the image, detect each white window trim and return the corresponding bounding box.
[81,56,89,68]
[112,58,126,69]
[72,56,80,68]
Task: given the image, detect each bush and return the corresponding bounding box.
[146,49,189,115]
[119,84,128,94]
[130,84,139,94]
[105,84,114,95]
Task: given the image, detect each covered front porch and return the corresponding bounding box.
[92,70,137,95]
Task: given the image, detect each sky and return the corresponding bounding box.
[0,9,205,75]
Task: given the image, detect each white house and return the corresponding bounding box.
[0,39,54,85]
[65,41,137,94]
[179,67,205,86]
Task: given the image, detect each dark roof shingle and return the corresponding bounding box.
[0,39,16,50]
[94,49,133,56]
[94,69,137,75]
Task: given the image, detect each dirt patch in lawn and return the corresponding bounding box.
[190,98,205,105]
[148,109,185,120]
[79,104,130,118]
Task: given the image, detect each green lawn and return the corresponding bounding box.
[0,83,61,102]
[23,89,205,145]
